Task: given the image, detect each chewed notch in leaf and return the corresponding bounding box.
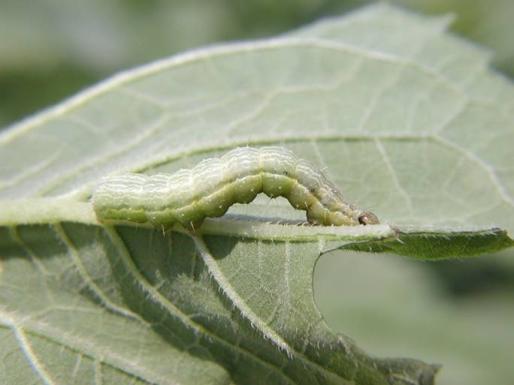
[92,146,380,230]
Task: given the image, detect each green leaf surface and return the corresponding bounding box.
[341,226,514,259]
[0,4,513,385]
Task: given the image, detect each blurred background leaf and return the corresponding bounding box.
[315,249,514,385]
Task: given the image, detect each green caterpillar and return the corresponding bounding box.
[92,146,379,230]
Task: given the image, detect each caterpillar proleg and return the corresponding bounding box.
[92,146,379,230]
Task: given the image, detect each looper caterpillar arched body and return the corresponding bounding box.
[92,146,379,230]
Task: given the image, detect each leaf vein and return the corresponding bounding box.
[106,227,298,385]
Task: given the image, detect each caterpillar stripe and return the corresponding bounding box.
[92,146,379,229]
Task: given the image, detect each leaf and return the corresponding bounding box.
[391,0,514,76]
[340,226,514,259]
[0,3,513,385]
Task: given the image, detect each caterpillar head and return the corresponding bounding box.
[357,211,380,225]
